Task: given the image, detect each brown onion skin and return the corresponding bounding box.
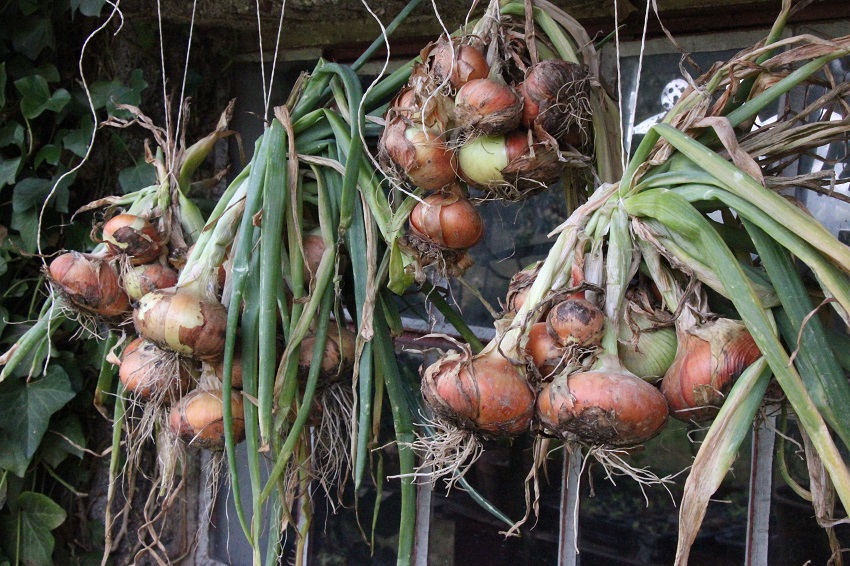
[537,370,669,446]
[518,60,589,140]
[409,191,484,250]
[119,338,195,399]
[133,289,228,361]
[123,263,179,300]
[662,320,761,422]
[211,344,244,389]
[103,214,162,265]
[49,252,130,317]
[298,325,357,385]
[525,322,566,378]
[454,79,523,136]
[431,41,488,89]
[381,119,457,190]
[422,351,535,436]
[546,298,605,347]
[169,389,245,450]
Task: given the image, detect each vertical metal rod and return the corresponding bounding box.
[413,466,433,566]
[558,445,582,566]
[745,407,777,566]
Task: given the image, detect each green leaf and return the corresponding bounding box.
[118,161,156,194]
[61,117,94,158]
[0,307,7,337]
[34,144,60,168]
[0,158,21,188]
[0,366,76,477]
[39,414,85,468]
[15,75,69,118]
[0,123,24,149]
[0,491,66,566]
[90,74,146,118]
[13,174,71,214]
[71,0,105,17]
[11,17,54,60]
[9,208,37,254]
[32,64,59,84]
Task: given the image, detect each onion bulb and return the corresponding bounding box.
[457,131,528,188]
[504,262,542,315]
[169,388,245,450]
[123,263,179,301]
[380,118,457,190]
[421,349,534,436]
[298,324,357,385]
[537,368,669,446]
[133,289,228,360]
[455,79,522,136]
[518,60,590,144]
[429,38,488,89]
[409,188,484,250]
[102,214,163,265]
[662,318,761,422]
[617,310,677,381]
[49,252,130,317]
[119,338,196,399]
[546,297,605,348]
[525,322,567,379]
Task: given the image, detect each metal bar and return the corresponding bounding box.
[413,466,433,566]
[745,406,777,566]
[558,444,583,566]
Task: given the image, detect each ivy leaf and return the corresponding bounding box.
[39,415,85,468]
[118,161,156,194]
[0,123,24,149]
[71,0,105,17]
[0,157,21,188]
[89,71,146,118]
[0,366,76,477]
[34,144,60,169]
[0,306,8,337]
[0,491,66,566]
[61,117,93,157]
[12,174,71,214]
[10,207,38,254]
[32,64,59,84]
[12,16,54,60]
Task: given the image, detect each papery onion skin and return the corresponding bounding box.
[536,370,669,446]
[525,322,567,379]
[169,389,245,450]
[103,214,163,265]
[409,191,484,250]
[49,252,130,317]
[298,325,357,385]
[618,316,678,381]
[119,338,195,399]
[133,289,228,361]
[123,263,179,301]
[662,319,761,422]
[430,40,488,89]
[546,298,605,348]
[518,60,590,142]
[454,79,523,136]
[211,344,244,389]
[421,350,535,436]
[380,119,457,190]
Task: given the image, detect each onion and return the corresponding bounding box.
[525,322,567,379]
[454,78,523,136]
[119,338,196,399]
[457,132,527,188]
[123,263,179,301]
[380,118,457,190]
[661,318,761,422]
[133,289,228,360]
[211,342,244,389]
[421,349,535,436]
[408,188,484,250]
[546,297,605,348]
[302,232,326,283]
[49,251,130,317]
[429,38,488,89]
[617,309,678,381]
[536,368,669,446]
[298,325,357,385]
[102,214,163,265]
[504,262,542,315]
[169,388,245,450]
[518,60,590,144]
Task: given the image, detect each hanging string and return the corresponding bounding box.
[156,0,172,152]
[171,0,199,169]
[625,0,653,156]
[264,0,288,117]
[255,0,269,112]
[613,0,626,173]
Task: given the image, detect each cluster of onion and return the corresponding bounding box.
[420,265,764,472]
[380,35,592,277]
